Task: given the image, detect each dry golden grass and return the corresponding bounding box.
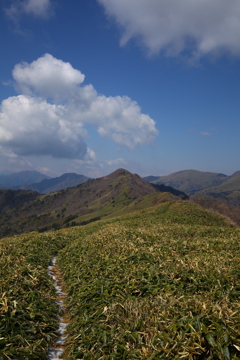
[1,200,239,359]
[57,201,240,359]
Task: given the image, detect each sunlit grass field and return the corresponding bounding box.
[1,200,240,359]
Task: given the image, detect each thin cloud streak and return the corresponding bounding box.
[200,132,211,136]
[105,158,127,166]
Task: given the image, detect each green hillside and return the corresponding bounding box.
[191,194,240,227]
[145,169,240,206]
[1,201,239,359]
[146,170,228,194]
[199,171,240,200]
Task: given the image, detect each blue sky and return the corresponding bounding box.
[0,0,240,177]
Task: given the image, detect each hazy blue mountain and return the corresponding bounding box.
[143,175,160,182]
[15,173,91,194]
[197,171,240,199]
[0,170,51,189]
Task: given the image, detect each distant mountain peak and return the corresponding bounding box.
[0,170,51,188]
[108,168,132,177]
[14,172,91,194]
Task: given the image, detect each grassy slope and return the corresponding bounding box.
[0,232,70,359]
[58,201,240,359]
[1,200,240,359]
[191,195,240,227]
[73,192,180,225]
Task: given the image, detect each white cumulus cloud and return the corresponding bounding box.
[0,54,158,161]
[13,54,85,100]
[0,95,87,159]
[83,95,157,149]
[98,0,240,59]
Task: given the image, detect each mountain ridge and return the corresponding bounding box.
[197,171,240,200]
[0,168,187,238]
[144,169,240,202]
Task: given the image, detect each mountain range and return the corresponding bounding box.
[1,168,240,238]
[0,171,90,193]
[0,168,187,238]
[144,169,240,204]
[2,168,239,202]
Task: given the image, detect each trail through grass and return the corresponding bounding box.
[0,232,71,359]
[1,200,240,359]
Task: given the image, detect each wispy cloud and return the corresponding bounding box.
[2,81,12,87]
[5,0,53,25]
[36,166,59,177]
[105,158,127,166]
[200,132,211,136]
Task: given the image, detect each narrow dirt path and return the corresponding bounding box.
[47,257,70,360]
